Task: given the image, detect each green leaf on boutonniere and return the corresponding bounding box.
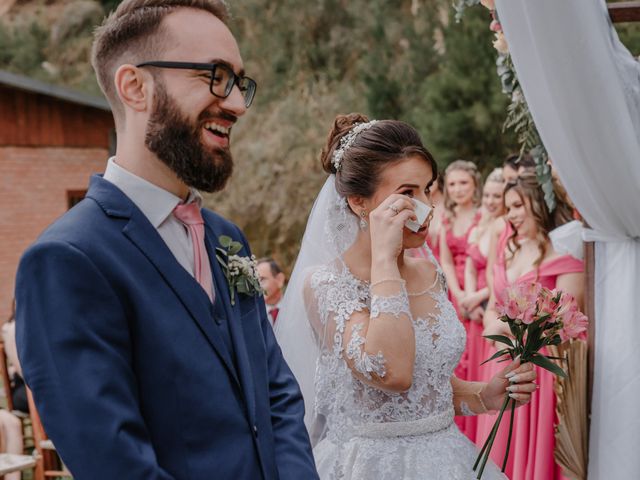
[215,253,228,269]
[216,234,262,306]
[228,243,243,255]
[219,235,233,248]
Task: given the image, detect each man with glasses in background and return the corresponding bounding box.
[14,2,318,479]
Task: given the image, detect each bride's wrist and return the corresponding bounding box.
[478,384,493,412]
[371,257,400,276]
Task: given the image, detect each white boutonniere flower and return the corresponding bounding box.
[216,235,263,306]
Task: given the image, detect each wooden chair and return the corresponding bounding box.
[0,327,71,479]
[26,388,72,480]
[0,342,37,478]
[0,453,35,478]
[0,344,27,419]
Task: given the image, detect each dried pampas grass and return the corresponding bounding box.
[549,339,588,480]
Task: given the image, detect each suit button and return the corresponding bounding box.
[253,425,258,437]
[213,315,223,325]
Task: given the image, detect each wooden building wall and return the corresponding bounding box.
[0,85,113,148]
[0,84,114,321]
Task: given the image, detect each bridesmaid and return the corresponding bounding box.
[439,160,481,439]
[460,167,506,443]
[407,175,444,261]
[439,160,482,318]
[477,173,584,480]
[462,168,506,322]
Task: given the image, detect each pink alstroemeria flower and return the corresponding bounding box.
[537,287,559,322]
[519,283,541,324]
[555,291,578,318]
[497,282,540,324]
[490,20,502,32]
[559,310,588,341]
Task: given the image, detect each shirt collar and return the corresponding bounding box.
[103,157,203,228]
[267,300,281,311]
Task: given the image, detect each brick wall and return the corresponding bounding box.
[0,146,109,321]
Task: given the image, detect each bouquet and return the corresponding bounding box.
[473,282,588,479]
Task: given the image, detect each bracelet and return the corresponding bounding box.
[475,384,489,414]
[370,278,406,288]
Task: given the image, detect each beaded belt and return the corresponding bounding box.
[352,408,454,439]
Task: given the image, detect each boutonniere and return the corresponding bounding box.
[216,235,263,306]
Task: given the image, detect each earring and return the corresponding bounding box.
[359,210,368,230]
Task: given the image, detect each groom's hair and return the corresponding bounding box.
[92,0,229,121]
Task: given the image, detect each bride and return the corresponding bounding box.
[275,113,537,479]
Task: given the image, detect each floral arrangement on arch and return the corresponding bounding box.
[453,0,557,211]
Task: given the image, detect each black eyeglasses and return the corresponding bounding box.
[136,61,257,108]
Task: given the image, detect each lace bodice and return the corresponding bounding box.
[307,256,466,444]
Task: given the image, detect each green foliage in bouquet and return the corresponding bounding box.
[474,282,588,478]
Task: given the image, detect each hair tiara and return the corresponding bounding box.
[331,120,379,172]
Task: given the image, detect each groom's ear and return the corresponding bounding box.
[347,195,367,215]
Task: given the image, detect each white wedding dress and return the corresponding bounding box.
[275,176,505,480]
[306,256,505,480]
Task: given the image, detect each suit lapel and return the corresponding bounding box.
[205,224,256,423]
[86,176,241,388]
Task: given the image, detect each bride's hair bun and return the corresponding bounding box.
[318,113,438,201]
[320,113,370,175]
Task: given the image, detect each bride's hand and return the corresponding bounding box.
[480,357,537,411]
[369,194,416,262]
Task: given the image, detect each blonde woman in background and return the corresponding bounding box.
[438,160,482,440]
[459,168,506,444]
[461,168,506,323]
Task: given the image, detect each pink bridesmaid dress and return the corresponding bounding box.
[463,242,488,442]
[443,211,481,439]
[475,224,583,480]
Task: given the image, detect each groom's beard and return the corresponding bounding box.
[145,84,234,193]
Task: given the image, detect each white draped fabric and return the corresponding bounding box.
[495,0,640,478]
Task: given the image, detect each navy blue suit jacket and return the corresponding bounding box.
[15,176,318,480]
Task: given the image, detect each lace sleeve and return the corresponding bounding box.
[370,287,411,319]
[346,286,412,379]
[346,323,387,379]
[308,265,369,350]
[310,264,415,387]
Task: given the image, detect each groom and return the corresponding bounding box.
[14,1,317,479]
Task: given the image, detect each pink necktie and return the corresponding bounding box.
[173,203,214,303]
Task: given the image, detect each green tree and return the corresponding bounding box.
[0,20,49,79]
[407,6,514,172]
[0,0,556,267]
[100,0,122,14]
